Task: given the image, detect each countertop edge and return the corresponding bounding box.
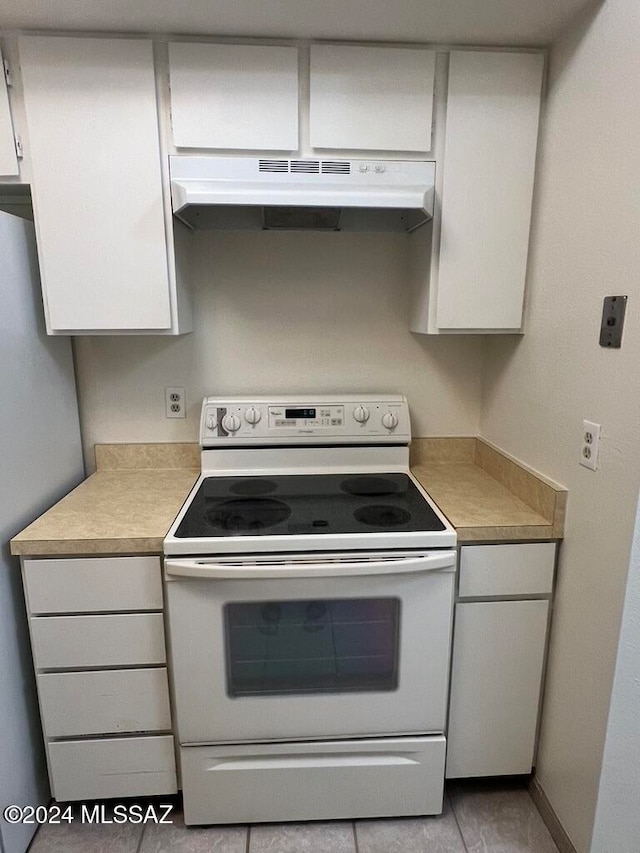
[10,538,165,557]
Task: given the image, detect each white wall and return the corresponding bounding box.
[480,1,640,850]
[590,490,640,853]
[75,231,483,466]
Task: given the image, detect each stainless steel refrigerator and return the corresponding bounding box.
[0,209,84,853]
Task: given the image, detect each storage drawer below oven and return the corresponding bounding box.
[180,736,446,825]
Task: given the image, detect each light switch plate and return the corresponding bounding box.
[600,296,627,348]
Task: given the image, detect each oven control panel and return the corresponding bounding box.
[200,395,410,446]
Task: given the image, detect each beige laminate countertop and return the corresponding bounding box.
[411,438,566,543]
[10,444,200,556]
[10,439,567,557]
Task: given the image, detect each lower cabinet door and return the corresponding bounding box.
[181,736,446,825]
[446,600,549,778]
[48,735,177,801]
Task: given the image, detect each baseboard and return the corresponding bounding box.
[529,776,578,853]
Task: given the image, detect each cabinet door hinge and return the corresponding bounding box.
[14,134,23,159]
[3,59,13,87]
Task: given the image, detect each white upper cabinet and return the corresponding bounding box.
[310,45,435,152]
[435,50,544,331]
[19,36,189,334]
[169,42,299,151]
[0,46,19,176]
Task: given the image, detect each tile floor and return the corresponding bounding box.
[29,781,560,852]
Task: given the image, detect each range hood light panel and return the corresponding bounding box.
[262,206,341,230]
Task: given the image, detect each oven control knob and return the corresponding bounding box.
[382,411,399,430]
[221,413,241,434]
[244,406,262,425]
[353,405,370,424]
[206,414,217,431]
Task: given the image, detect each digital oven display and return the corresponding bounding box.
[285,408,316,419]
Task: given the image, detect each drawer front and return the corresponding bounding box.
[38,668,171,737]
[48,735,177,801]
[31,613,166,669]
[23,556,163,614]
[459,543,556,598]
[181,736,446,825]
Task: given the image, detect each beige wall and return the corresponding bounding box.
[481,1,640,850]
[75,231,483,467]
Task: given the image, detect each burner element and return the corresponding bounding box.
[354,505,411,528]
[341,476,400,497]
[230,478,277,496]
[206,498,291,532]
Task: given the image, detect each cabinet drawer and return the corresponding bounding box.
[38,668,171,737]
[24,556,163,614]
[31,613,166,669]
[48,735,177,801]
[459,543,555,598]
[181,736,445,825]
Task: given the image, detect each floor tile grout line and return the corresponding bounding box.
[352,819,360,853]
[448,792,472,853]
[134,822,146,853]
[246,823,251,853]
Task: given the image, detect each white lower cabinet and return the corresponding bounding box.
[446,600,549,777]
[446,542,556,778]
[22,556,177,801]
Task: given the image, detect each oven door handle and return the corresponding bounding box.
[164,551,456,580]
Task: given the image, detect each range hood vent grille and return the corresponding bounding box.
[258,159,351,175]
[322,161,351,175]
[291,160,320,174]
[258,159,288,173]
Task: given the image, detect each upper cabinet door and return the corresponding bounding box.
[436,51,544,331]
[20,37,173,333]
[169,42,299,151]
[0,47,19,176]
[310,45,435,152]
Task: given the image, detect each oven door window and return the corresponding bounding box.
[224,598,400,697]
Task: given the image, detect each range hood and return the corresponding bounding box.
[170,157,435,233]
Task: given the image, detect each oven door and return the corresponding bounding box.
[165,550,456,745]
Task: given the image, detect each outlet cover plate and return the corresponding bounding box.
[580,420,601,471]
[165,386,186,418]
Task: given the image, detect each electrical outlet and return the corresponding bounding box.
[165,386,186,419]
[580,420,601,471]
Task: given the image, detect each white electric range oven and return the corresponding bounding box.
[164,394,456,825]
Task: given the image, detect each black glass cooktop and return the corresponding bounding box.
[175,473,446,538]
